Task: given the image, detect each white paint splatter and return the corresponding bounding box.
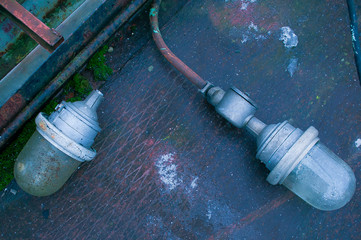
[241,2,249,10]
[255,34,266,40]
[190,177,199,189]
[241,34,249,43]
[279,26,298,48]
[355,139,361,148]
[206,206,212,219]
[248,22,258,31]
[351,28,357,42]
[240,0,257,10]
[229,22,267,44]
[287,57,298,77]
[156,153,182,190]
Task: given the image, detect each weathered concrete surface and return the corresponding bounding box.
[0,0,360,239]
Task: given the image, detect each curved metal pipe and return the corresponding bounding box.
[150,0,207,89]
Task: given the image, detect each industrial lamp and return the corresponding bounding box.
[14,90,103,196]
[202,83,356,211]
[150,0,356,210]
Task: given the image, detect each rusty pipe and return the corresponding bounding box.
[150,0,207,89]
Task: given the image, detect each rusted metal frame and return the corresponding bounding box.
[0,0,129,131]
[0,0,149,149]
[0,0,64,52]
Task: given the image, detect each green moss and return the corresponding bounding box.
[42,99,59,115]
[130,24,137,32]
[65,73,93,96]
[86,45,113,81]
[0,119,36,190]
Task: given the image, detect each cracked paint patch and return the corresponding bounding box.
[280,26,298,48]
[156,153,182,190]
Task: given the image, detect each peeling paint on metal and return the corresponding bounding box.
[279,26,298,48]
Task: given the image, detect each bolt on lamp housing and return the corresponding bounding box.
[202,83,356,211]
[14,90,103,197]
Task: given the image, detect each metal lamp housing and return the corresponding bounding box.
[14,90,103,197]
[256,121,356,211]
[204,83,356,211]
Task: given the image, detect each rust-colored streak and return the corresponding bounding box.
[0,93,26,129]
[208,192,294,239]
[0,0,64,52]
